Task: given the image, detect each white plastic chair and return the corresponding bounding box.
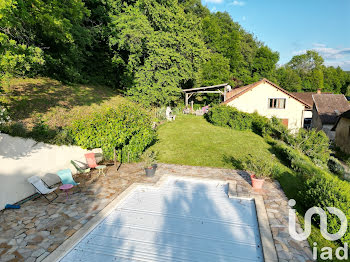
[166,106,176,121]
[27,176,58,202]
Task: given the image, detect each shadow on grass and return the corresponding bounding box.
[222,155,251,184]
[5,78,122,121]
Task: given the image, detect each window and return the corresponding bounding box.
[268,98,286,109]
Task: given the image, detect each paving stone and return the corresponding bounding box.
[36,251,49,262]
[31,248,45,258]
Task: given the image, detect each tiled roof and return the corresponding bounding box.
[223,78,310,108]
[313,94,350,125]
[291,92,332,108]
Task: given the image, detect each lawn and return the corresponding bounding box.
[1,77,126,128]
[150,114,275,168]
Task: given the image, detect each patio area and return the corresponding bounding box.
[0,163,313,262]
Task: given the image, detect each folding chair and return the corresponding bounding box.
[71,160,90,174]
[57,169,81,192]
[27,176,58,203]
[85,153,107,176]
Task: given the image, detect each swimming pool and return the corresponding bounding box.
[58,176,264,261]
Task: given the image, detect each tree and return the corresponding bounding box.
[201,53,231,86]
[286,51,325,92]
[276,67,302,92]
[0,33,44,91]
[112,0,208,106]
[252,45,279,81]
[287,50,324,72]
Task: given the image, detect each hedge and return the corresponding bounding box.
[205,105,270,135]
[273,141,350,245]
[206,105,330,165]
[67,103,156,161]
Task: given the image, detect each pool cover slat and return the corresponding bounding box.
[60,177,264,262]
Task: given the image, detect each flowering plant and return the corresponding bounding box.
[0,106,11,126]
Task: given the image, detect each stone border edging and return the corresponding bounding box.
[228,180,278,262]
[43,175,278,262]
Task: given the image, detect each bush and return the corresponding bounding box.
[205,105,270,132]
[28,119,57,143]
[0,106,11,126]
[328,156,345,177]
[294,128,330,165]
[244,154,275,179]
[67,103,156,161]
[0,122,27,137]
[273,140,350,245]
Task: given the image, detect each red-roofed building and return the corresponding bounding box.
[223,78,310,132]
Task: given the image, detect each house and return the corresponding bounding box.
[223,78,311,132]
[291,90,327,129]
[311,94,350,140]
[332,110,350,153]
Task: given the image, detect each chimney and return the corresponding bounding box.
[317,89,321,94]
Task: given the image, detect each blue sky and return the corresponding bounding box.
[202,0,350,70]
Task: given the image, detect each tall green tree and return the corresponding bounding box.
[201,53,231,86]
[111,0,208,106]
[276,67,302,92]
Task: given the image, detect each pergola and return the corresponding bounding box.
[182,83,230,106]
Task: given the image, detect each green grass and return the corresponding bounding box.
[150,114,275,168]
[1,77,126,128]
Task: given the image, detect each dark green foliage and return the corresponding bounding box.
[277,50,350,94]
[205,105,279,136]
[0,122,27,138]
[201,53,231,87]
[272,140,350,245]
[328,156,345,177]
[1,0,349,105]
[112,0,208,106]
[28,120,58,143]
[67,102,156,160]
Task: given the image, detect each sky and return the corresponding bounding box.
[202,0,350,70]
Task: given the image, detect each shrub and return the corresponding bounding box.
[244,154,274,179]
[294,128,330,165]
[303,172,350,245]
[0,122,27,137]
[328,156,345,177]
[206,105,271,132]
[0,106,11,126]
[67,103,156,161]
[28,119,57,143]
[263,116,294,144]
[273,140,350,245]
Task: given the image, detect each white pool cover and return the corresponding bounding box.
[60,177,264,261]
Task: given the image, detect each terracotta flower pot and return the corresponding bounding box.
[250,174,265,189]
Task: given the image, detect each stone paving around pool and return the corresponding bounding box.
[0,163,313,262]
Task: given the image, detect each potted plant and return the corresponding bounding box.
[141,150,158,177]
[245,156,273,189]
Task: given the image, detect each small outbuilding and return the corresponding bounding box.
[332,110,350,154]
[311,94,350,140]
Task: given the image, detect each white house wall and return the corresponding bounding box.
[226,82,305,132]
[0,134,102,210]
